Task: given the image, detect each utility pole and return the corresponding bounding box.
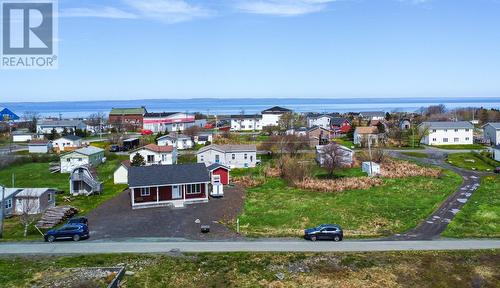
[367,135,373,176]
[0,185,5,239]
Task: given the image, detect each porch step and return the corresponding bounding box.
[172,201,185,208]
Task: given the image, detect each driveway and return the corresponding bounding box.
[86,186,245,240]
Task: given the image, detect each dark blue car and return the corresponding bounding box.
[304,224,343,241]
[44,224,89,242]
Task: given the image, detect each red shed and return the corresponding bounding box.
[207,163,230,185]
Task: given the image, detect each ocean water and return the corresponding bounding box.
[1,97,499,118]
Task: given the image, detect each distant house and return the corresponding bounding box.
[0,188,56,216]
[128,163,211,209]
[483,123,500,145]
[194,132,213,145]
[419,121,474,146]
[197,144,257,168]
[306,114,332,130]
[261,106,292,127]
[52,135,83,152]
[143,112,196,133]
[316,144,354,168]
[109,107,147,132]
[354,127,380,147]
[230,115,263,131]
[114,160,131,184]
[70,166,103,196]
[286,127,308,137]
[493,145,500,162]
[12,131,34,142]
[36,120,86,134]
[130,144,177,166]
[360,111,385,121]
[157,134,194,150]
[330,118,351,135]
[60,146,105,173]
[399,119,412,130]
[28,141,52,154]
[307,126,331,147]
[0,107,20,121]
[0,188,20,217]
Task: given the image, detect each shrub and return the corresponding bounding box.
[296,177,384,192]
[380,159,441,178]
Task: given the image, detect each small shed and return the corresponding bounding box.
[28,141,52,154]
[114,160,131,184]
[207,163,230,185]
[362,162,380,177]
[12,131,34,142]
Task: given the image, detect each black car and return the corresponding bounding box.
[110,145,121,152]
[304,224,343,241]
[494,167,500,174]
[67,216,88,226]
[44,224,89,242]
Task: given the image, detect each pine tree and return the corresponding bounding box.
[131,153,146,166]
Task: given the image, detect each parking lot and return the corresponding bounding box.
[86,186,245,240]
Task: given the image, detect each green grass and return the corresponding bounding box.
[401,152,428,158]
[238,170,462,238]
[177,154,197,164]
[0,251,498,287]
[447,153,498,171]
[0,154,128,241]
[433,144,486,150]
[332,137,355,148]
[443,175,500,238]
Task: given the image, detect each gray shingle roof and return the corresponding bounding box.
[38,120,85,127]
[484,122,500,129]
[58,135,82,141]
[73,146,104,156]
[207,163,230,171]
[128,163,210,187]
[197,144,257,154]
[421,121,474,129]
[360,111,385,118]
[262,106,292,114]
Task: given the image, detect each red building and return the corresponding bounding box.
[109,107,147,132]
[128,163,210,209]
[207,163,230,185]
[330,118,351,134]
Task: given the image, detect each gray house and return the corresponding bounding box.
[0,188,21,217]
[0,187,56,216]
[483,123,500,145]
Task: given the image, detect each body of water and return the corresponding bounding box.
[1,97,499,118]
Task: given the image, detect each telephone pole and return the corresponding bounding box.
[0,185,5,239]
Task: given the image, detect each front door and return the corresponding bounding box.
[172,185,182,199]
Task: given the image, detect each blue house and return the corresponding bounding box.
[0,107,20,121]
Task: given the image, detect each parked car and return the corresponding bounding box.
[304,224,343,241]
[110,145,120,152]
[44,224,89,242]
[67,216,88,226]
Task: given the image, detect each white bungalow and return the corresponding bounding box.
[420,121,474,146]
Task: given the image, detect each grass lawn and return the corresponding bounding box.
[332,137,355,148]
[443,175,500,238]
[447,153,498,171]
[0,251,498,287]
[401,152,428,158]
[0,154,128,241]
[433,144,486,150]
[237,170,462,238]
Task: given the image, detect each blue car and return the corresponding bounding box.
[304,224,343,241]
[44,224,89,242]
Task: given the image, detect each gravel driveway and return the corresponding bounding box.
[86,186,245,240]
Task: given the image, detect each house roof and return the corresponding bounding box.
[355,126,379,134]
[483,122,500,129]
[207,163,231,171]
[144,112,179,118]
[135,144,174,153]
[230,114,262,119]
[121,160,131,169]
[128,163,210,187]
[110,107,147,115]
[70,146,104,156]
[12,131,34,136]
[29,141,50,146]
[330,118,350,126]
[38,120,85,127]
[421,121,474,129]
[198,144,257,154]
[261,106,292,114]
[157,134,190,141]
[360,111,385,118]
[57,135,82,141]
[308,126,331,133]
[0,188,23,199]
[16,188,55,197]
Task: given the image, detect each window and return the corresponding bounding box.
[48,193,52,201]
[454,138,459,142]
[140,187,150,196]
[250,155,253,162]
[244,154,248,160]
[187,184,201,194]
[432,129,436,133]
[432,138,437,142]
[454,129,458,132]
[465,129,470,132]
[232,154,235,160]
[4,199,12,209]
[465,137,470,141]
[443,138,449,143]
[162,154,168,162]
[200,155,204,162]
[444,129,448,132]
[213,175,221,184]
[215,155,220,163]
[147,155,155,163]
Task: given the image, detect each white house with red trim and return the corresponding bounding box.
[128,163,211,209]
[197,144,257,168]
[129,144,177,166]
[143,112,196,133]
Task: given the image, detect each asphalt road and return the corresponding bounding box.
[0,240,499,255]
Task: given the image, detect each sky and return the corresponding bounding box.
[1,0,500,102]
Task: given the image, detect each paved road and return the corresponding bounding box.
[389,150,486,240]
[0,240,498,255]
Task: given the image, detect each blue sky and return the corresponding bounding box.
[1,0,500,102]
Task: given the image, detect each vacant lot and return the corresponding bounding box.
[0,154,128,241]
[447,153,499,171]
[237,170,462,238]
[443,175,500,238]
[0,251,498,287]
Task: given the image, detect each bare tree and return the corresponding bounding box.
[184,125,201,140]
[17,192,39,237]
[108,133,122,145]
[22,111,40,133]
[319,143,352,177]
[86,112,106,135]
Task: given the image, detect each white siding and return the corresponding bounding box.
[307,116,331,129]
[422,128,473,145]
[197,149,257,168]
[52,138,82,151]
[129,149,176,166]
[261,114,282,127]
[113,165,128,184]
[231,118,262,131]
[60,154,90,173]
[12,135,32,142]
[483,125,500,145]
